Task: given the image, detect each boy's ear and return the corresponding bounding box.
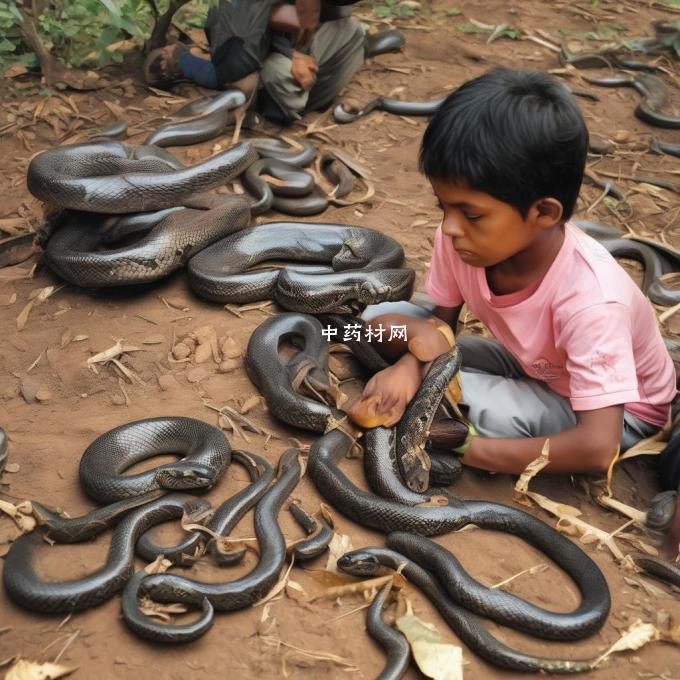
[529,198,563,228]
[529,198,563,229]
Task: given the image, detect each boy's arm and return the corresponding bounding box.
[350,306,462,427]
[463,405,623,474]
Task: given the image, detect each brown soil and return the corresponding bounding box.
[1,0,680,678]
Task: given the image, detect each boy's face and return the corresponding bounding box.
[430,178,543,268]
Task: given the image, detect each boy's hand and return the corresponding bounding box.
[348,354,423,428]
[295,0,320,47]
[291,50,318,91]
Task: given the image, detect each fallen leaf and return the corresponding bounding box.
[325,532,355,573]
[592,619,660,667]
[513,439,551,505]
[396,602,463,680]
[5,660,76,680]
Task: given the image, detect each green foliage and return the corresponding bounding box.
[373,0,422,19]
[584,23,626,41]
[0,0,213,74]
[455,20,523,41]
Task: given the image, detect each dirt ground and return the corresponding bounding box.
[1,0,680,678]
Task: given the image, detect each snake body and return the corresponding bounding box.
[630,553,680,587]
[241,158,327,216]
[136,450,274,566]
[250,138,317,167]
[145,90,246,147]
[333,96,445,124]
[387,531,607,640]
[287,501,334,560]
[396,347,462,492]
[575,220,680,306]
[45,198,251,287]
[583,73,680,129]
[79,417,231,504]
[246,314,338,432]
[27,141,257,213]
[188,222,412,312]
[339,548,594,673]
[3,494,210,613]
[132,450,303,618]
[366,582,411,680]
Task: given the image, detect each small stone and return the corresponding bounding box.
[220,336,241,359]
[35,387,52,403]
[613,129,631,143]
[172,342,191,360]
[111,393,126,406]
[143,334,165,345]
[194,343,213,364]
[588,135,614,155]
[158,374,177,391]
[20,376,41,403]
[186,367,208,383]
[218,358,242,373]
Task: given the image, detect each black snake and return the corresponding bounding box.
[27,140,257,213]
[79,416,231,504]
[188,223,415,313]
[45,198,251,287]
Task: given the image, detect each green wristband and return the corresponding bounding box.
[453,423,478,456]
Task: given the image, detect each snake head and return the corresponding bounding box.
[336,550,384,577]
[156,463,215,490]
[358,278,390,304]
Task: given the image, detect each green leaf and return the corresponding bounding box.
[455,21,490,34]
[97,0,121,17]
[0,38,16,53]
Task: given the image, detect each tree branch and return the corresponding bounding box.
[16,1,61,85]
[145,0,192,53]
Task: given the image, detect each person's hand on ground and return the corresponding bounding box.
[295,0,321,47]
[348,354,423,428]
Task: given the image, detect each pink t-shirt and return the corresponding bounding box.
[425,222,676,426]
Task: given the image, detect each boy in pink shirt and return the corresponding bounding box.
[355,68,676,476]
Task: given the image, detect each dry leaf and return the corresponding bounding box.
[0,499,36,533]
[308,574,393,602]
[396,603,463,680]
[285,580,307,602]
[16,286,63,331]
[513,439,551,505]
[5,659,76,680]
[239,394,262,414]
[325,532,355,573]
[259,636,358,677]
[592,619,660,667]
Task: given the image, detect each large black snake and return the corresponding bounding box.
[188,223,415,314]
[27,140,256,213]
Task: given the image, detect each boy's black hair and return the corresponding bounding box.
[419,68,588,220]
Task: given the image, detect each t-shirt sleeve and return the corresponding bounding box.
[424,226,463,307]
[559,302,640,411]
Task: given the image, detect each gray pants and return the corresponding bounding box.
[260,18,365,121]
[457,336,658,452]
